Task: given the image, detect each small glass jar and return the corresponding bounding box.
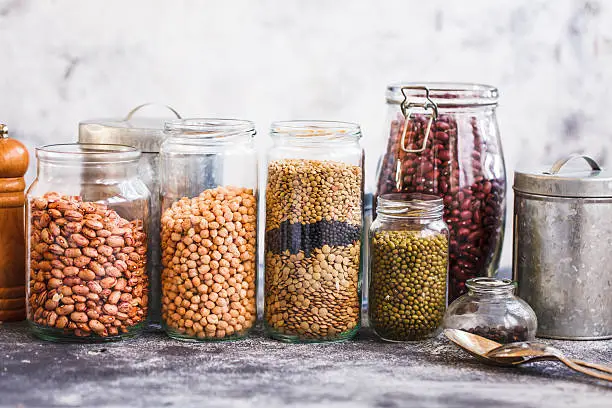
[264,121,364,342]
[375,83,507,302]
[26,144,150,342]
[369,193,449,341]
[159,119,257,341]
[443,277,537,343]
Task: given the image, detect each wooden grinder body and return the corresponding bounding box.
[0,125,29,321]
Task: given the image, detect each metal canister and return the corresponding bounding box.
[78,104,181,327]
[513,154,612,340]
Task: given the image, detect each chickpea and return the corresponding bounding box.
[161,186,256,340]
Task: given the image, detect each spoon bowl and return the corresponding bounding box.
[443,328,523,366]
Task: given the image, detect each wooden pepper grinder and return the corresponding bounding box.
[0,123,29,321]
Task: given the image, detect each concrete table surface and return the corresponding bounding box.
[0,322,610,408]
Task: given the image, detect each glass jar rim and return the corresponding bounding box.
[377,193,443,218]
[164,118,256,139]
[271,120,361,142]
[386,82,498,107]
[466,277,515,294]
[36,143,141,164]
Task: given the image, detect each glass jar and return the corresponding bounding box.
[443,277,537,343]
[79,103,183,328]
[264,121,364,342]
[369,193,449,341]
[375,83,507,302]
[26,144,150,342]
[159,119,257,341]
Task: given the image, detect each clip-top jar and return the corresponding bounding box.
[159,119,258,341]
[369,193,449,341]
[26,144,150,342]
[264,121,364,342]
[375,83,506,302]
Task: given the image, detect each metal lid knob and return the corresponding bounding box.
[0,124,7,139]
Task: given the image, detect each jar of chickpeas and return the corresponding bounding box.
[159,119,258,341]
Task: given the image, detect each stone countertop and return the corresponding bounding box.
[0,322,610,408]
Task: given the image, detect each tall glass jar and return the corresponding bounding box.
[26,144,150,342]
[369,193,449,341]
[159,119,257,341]
[376,83,506,302]
[264,121,364,342]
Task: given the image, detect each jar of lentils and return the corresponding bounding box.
[264,121,364,342]
[375,83,506,302]
[26,144,150,342]
[160,119,257,341]
[369,193,449,341]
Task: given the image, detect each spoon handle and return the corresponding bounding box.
[572,359,612,375]
[557,356,612,382]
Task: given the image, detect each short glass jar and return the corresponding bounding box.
[159,119,257,341]
[369,193,449,341]
[375,83,506,302]
[264,121,364,342]
[26,144,150,342]
[443,277,537,343]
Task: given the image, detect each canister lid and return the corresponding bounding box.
[78,104,181,153]
[514,154,612,198]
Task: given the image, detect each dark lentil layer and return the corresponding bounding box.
[265,220,361,256]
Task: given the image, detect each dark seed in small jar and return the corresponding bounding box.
[466,325,529,344]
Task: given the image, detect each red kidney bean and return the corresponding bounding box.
[376,111,506,301]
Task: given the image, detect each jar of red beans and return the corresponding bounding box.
[375,83,506,301]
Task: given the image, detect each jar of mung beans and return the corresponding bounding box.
[159,119,258,341]
[264,121,364,342]
[369,193,449,341]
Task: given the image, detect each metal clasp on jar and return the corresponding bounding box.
[399,86,439,153]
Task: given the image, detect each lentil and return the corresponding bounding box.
[265,159,362,341]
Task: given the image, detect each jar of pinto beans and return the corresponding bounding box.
[376,83,506,302]
[159,119,257,341]
[26,144,150,342]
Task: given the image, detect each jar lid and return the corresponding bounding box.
[78,104,181,153]
[513,154,612,198]
[386,82,498,108]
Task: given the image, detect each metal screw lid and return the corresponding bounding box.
[513,154,612,198]
[0,124,7,138]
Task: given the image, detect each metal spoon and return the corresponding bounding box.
[444,329,612,381]
[486,341,612,382]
